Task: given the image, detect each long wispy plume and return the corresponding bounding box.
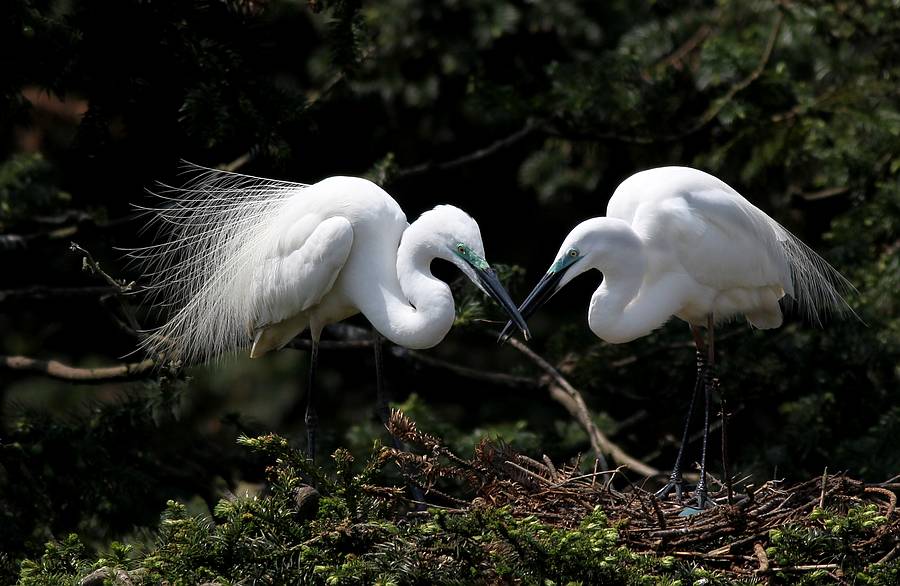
[127,163,307,363]
[733,197,857,325]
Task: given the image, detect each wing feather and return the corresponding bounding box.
[664,188,854,323]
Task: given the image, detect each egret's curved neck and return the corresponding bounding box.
[361,227,455,350]
[587,240,667,344]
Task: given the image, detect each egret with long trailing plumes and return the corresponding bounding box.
[135,165,530,459]
[500,166,853,508]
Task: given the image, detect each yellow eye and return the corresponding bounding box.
[457,244,466,253]
[568,249,578,257]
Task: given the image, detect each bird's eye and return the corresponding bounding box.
[567,248,578,257]
[457,244,466,253]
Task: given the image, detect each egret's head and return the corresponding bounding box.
[406,205,530,340]
[499,217,639,342]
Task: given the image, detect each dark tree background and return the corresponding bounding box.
[1,0,898,582]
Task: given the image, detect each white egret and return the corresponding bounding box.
[500,166,853,508]
[134,164,530,459]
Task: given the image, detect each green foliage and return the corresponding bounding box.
[767,504,899,585]
[0,388,254,584]
[0,154,68,229]
[15,435,751,585]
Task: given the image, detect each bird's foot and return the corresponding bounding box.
[689,486,715,511]
[654,476,685,502]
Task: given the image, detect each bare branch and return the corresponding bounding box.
[392,119,541,182]
[286,333,539,389]
[502,335,660,478]
[70,242,135,293]
[70,242,143,334]
[645,23,713,77]
[0,285,115,303]
[2,354,155,383]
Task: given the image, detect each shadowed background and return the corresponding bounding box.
[1,0,898,579]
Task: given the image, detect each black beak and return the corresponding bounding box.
[475,266,531,341]
[498,268,566,343]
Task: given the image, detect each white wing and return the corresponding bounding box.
[652,187,853,323]
[249,216,353,357]
[662,189,792,292]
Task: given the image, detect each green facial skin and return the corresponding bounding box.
[550,247,581,273]
[453,243,490,270]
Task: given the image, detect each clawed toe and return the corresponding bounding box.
[654,480,685,502]
[690,487,714,510]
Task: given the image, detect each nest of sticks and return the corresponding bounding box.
[386,410,900,579]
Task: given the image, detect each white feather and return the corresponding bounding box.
[129,163,307,362]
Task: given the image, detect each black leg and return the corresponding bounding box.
[373,333,390,429]
[691,370,715,509]
[655,349,705,501]
[692,314,716,510]
[305,339,319,461]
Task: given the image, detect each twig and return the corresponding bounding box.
[553,466,624,488]
[392,119,541,182]
[401,347,537,388]
[70,242,143,334]
[754,542,769,573]
[287,336,539,389]
[864,486,897,519]
[765,564,839,572]
[820,468,829,509]
[877,544,900,565]
[503,460,555,486]
[2,355,155,383]
[501,335,659,478]
[70,242,135,293]
[797,186,849,201]
[0,285,115,303]
[646,23,713,75]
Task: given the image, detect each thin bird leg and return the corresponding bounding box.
[305,339,319,462]
[654,328,706,501]
[692,315,716,509]
[710,313,733,504]
[373,332,426,505]
[373,332,390,430]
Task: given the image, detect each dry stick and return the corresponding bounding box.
[754,542,770,573]
[0,285,115,303]
[864,486,897,518]
[392,119,541,182]
[765,564,839,573]
[877,544,900,565]
[70,242,143,334]
[288,337,538,388]
[646,23,713,74]
[2,355,154,383]
[502,336,660,478]
[70,242,135,293]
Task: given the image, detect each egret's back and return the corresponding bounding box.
[132,165,406,363]
[607,167,853,324]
